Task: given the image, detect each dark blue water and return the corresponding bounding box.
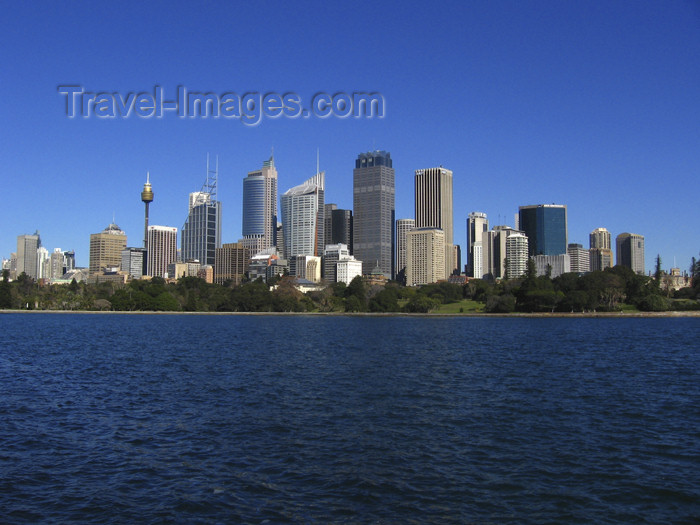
[1,314,699,524]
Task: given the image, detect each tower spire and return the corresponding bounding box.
[141,171,154,248]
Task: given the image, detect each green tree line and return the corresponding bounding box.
[1,256,699,314]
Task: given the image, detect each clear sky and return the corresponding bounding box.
[1,1,699,274]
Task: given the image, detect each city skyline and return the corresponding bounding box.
[0,154,687,280]
[1,3,698,274]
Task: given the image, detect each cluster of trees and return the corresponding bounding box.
[476,259,694,313]
[1,255,699,314]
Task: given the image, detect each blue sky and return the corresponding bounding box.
[1,1,698,274]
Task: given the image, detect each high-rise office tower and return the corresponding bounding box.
[505,232,529,279]
[324,204,353,253]
[280,171,325,264]
[406,228,445,286]
[242,155,278,252]
[324,203,337,249]
[89,223,127,275]
[147,225,177,278]
[182,156,222,266]
[567,243,590,273]
[518,204,568,256]
[141,173,154,248]
[616,233,645,274]
[467,212,489,278]
[414,167,454,279]
[16,232,41,279]
[396,218,416,276]
[353,151,395,278]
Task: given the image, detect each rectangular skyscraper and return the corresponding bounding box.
[616,233,645,274]
[182,193,222,266]
[325,204,353,254]
[353,151,395,278]
[280,172,325,265]
[89,223,126,275]
[518,204,568,257]
[467,212,488,278]
[414,166,454,279]
[406,228,445,286]
[396,218,416,276]
[16,232,41,279]
[147,226,177,278]
[182,156,222,266]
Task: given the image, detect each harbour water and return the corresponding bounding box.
[1,313,699,523]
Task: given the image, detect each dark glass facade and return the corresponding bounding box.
[518,205,567,256]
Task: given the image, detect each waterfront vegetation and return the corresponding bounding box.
[1,257,699,314]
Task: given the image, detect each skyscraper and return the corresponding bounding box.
[242,155,278,252]
[89,223,127,275]
[324,203,337,249]
[49,249,65,280]
[182,156,222,266]
[353,151,395,278]
[616,233,645,274]
[414,167,454,279]
[589,227,613,272]
[518,204,568,256]
[16,232,41,279]
[147,225,177,278]
[396,218,416,276]
[467,212,489,278]
[37,247,49,279]
[280,171,325,265]
[324,204,353,253]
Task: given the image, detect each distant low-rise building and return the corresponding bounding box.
[215,243,249,285]
[567,243,590,273]
[168,260,201,280]
[533,254,570,278]
[323,243,351,282]
[121,247,146,280]
[589,248,613,272]
[336,258,363,285]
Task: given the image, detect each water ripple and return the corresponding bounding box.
[0,314,698,523]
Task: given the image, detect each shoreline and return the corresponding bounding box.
[1,309,699,318]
